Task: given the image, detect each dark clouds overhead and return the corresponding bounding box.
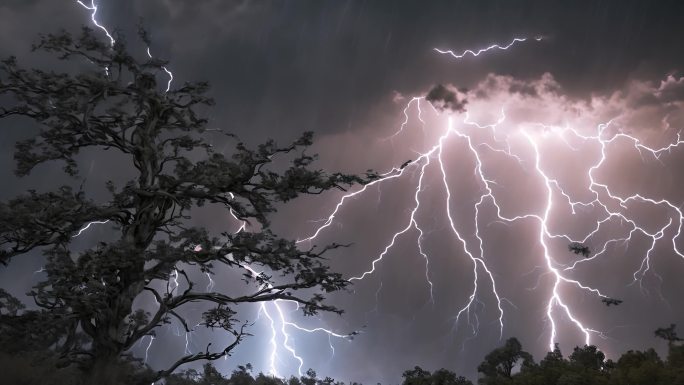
[4,1,684,141]
[425,84,467,113]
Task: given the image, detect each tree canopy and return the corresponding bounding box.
[0,27,375,385]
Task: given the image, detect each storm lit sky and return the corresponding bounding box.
[2,1,684,384]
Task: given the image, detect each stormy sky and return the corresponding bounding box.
[2,1,684,383]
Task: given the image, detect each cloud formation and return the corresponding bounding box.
[425,84,468,113]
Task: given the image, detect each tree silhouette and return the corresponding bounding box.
[655,324,682,345]
[0,28,375,384]
[568,242,590,258]
[477,337,533,384]
[402,366,472,385]
[569,345,606,371]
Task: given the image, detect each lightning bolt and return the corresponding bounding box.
[75,0,114,47]
[187,202,355,377]
[205,272,215,292]
[434,37,536,60]
[167,269,179,295]
[72,220,110,238]
[146,47,174,93]
[75,0,174,92]
[299,36,684,358]
[65,2,684,375]
[144,335,155,364]
[239,255,354,377]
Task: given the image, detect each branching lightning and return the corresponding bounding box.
[299,36,684,356]
[68,2,684,375]
[229,209,354,377]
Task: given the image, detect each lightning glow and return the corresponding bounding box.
[299,37,684,357]
[181,202,354,377]
[66,2,684,376]
[240,258,353,377]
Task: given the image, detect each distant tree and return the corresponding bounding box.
[609,349,665,385]
[287,375,304,385]
[302,369,320,385]
[477,337,533,384]
[655,324,683,345]
[540,344,565,368]
[198,362,230,385]
[0,28,375,385]
[431,368,473,385]
[230,364,257,385]
[569,345,606,371]
[519,344,570,385]
[255,372,286,385]
[401,366,472,385]
[654,324,684,383]
[555,372,591,385]
[402,366,432,385]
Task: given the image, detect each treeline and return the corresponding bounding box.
[167,325,684,385]
[162,329,684,385]
[1,327,683,385]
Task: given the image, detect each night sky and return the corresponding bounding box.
[2,1,684,384]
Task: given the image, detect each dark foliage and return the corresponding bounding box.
[0,27,376,385]
[2,328,684,385]
[601,298,623,307]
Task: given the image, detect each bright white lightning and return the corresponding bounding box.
[72,220,110,238]
[520,130,608,350]
[296,168,406,244]
[168,269,179,295]
[144,335,155,363]
[434,37,532,60]
[75,1,174,92]
[205,272,215,292]
[239,262,352,377]
[63,3,684,374]
[189,204,350,376]
[551,123,684,292]
[146,47,174,92]
[384,97,425,140]
[260,301,281,377]
[76,0,115,47]
[300,82,684,358]
[347,150,437,307]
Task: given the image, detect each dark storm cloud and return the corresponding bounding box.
[425,84,467,113]
[4,1,684,140]
[68,0,684,141]
[2,1,684,384]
